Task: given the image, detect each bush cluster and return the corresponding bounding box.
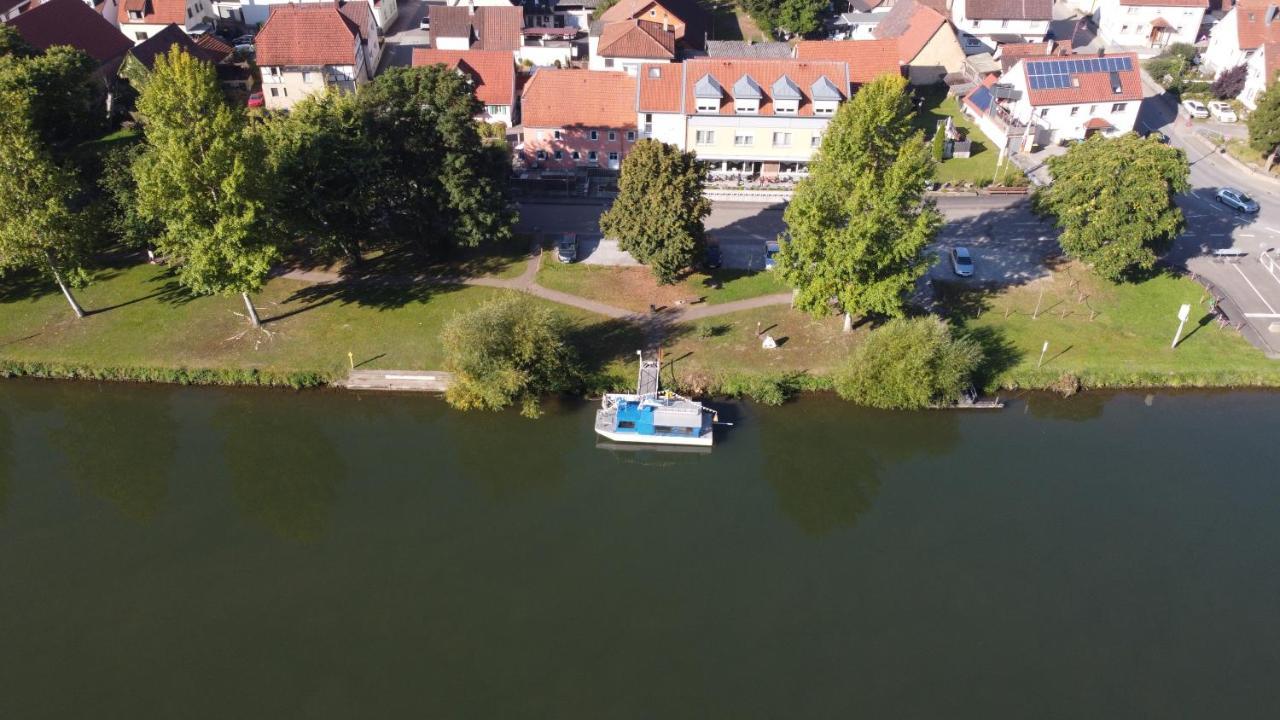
[834,317,984,410]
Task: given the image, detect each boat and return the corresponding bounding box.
[594,352,715,447]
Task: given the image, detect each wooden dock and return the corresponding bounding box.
[339,370,452,392]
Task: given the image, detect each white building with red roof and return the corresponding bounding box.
[1095,0,1208,49]
[255,1,381,110]
[1204,0,1280,109]
[636,58,850,178]
[210,0,397,31]
[118,0,214,44]
[519,68,638,171]
[951,0,1052,56]
[587,19,676,73]
[960,52,1143,152]
[411,48,517,126]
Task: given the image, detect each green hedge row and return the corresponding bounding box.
[0,361,333,389]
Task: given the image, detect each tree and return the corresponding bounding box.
[1211,64,1247,99]
[0,24,36,58]
[0,86,93,318]
[777,74,941,323]
[263,90,382,263]
[598,139,711,284]
[0,46,100,152]
[1035,133,1189,281]
[834,317,983,410]
[359,66,515,255]
[440,295,581,418]
[133,48,278,326]
[98,142,162,251]
[775,0,826,36]
[1249,78,1280,170]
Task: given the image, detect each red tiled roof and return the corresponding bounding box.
[521,68,636,128]
[1020,52,1143,106]
[11,0,132,65]
[996,40,1065,72]
[118,0,187,26]
[1120,0,1206,6]
[964,0,1051,21]
[872,0,948,63]
[130,23,226,69]
[429,6,522,52]
[794,39,902,85]
[1236,0,1280,50]
[256,3,362,67]
[598,19,676,59]
[597,0,709,48]
[682,58,848,116]
[193,33,235,60]
[1084,117,1114,129]
[411,48,515,107]
[637,61,683,112]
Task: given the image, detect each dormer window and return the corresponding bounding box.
[772,75,801,115]
[733,74,763,115]
[128,9,142,19]
[810,75,843,116]
[693,74,724,114]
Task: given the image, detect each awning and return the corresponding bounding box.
[1150,17,1174,30]
[1084,117,1114,130]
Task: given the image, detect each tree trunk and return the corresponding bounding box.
[47,256,85,319]
[1268,148,1279,173]
[842,312,853,333]
[241,292,261,327]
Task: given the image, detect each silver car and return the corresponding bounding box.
[1216,187,1259,213]
[950,247,974,277]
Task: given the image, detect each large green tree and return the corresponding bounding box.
[0,46,100,151]
[778,74,941,324]
[0,87,93,318]
[599,139,711,284]
[1035,133,1189,281]
[359,66,515,254]
[440,295,581,418]
[133,48,278,326]
[1249,78,1280,170]
[834,317,983,410]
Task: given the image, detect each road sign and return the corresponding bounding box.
[1178,304,1191,322]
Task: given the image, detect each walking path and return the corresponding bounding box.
[279,239,793,324]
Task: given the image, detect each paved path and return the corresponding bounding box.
[341,369,452,391]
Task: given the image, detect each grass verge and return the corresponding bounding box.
[913,87,1026,187]
[536,260,789,313]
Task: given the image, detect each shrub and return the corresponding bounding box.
[440,294,581,418]
[834,317,984,409]
[932,126,946,162]
[1211,64,1247,99]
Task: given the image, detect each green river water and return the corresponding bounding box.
[1,380,1278,718]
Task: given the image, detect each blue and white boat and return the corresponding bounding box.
[594,353,715,447]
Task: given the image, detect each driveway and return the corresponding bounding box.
[378,0,434,72]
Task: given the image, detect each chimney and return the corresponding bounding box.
[468,0,475,16]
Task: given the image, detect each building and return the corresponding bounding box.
[994,40,1069,72]
[1094,0,1208,48]
[872,0,966,84]
[1,0,35,22]
[254,1,380,110]
[430,4,524,51]
[210,0,397,30]
[412,48,517,126]
[961,52,1143,152]
[1236,39,1280,107]
[11,0,133,76]
[520,68,637,171]
[637,58,849,178]
[833,11,887,40]
[951,0,1052,55]
[595,0,709,50]
[1205,0,1280,80]
[588,18,675,73]
[117,0,215,44]
[704,40,793,59]
[794,39,903,92]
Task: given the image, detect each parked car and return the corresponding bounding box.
[234,43,254,56]
[556,233,577,263]
[1216,187,1260,213]
[232,34,255,46]
[1182,100,1210,119]
[1208,101,1238,122]
[704,244,722,270]
[246,91,264,108]
[950,246,974,277]
[419,15,430,30]
[764,240,780,270]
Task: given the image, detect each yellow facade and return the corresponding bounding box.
[684,123,825,162]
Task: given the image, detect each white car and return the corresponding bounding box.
[1208,101,1238,122]
[950,247,974,277]
[1182,100,1210,119]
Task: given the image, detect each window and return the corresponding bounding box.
[554,150,563,160]
[536,130,545,140]
[626,130,636,141]
[814,101,836,115]
[571,151,580,160]
[187,8,192,18]
[589,130,598,140]
[604,59,614,68]
[648,67,661,78]
[1000,20,1008,28]
[554,130,562,139]
[772,132,791,147]
[608,152,619,161]
[270,88,279,97]
[134,31,148,40]
[485,105,503,115]
[1089,105,1096,114]
[696,99,718,113]
[588,150,598,162]
[735,99,759,114]
[775,101,797,114]
[608,131,617,141]
[1111,103,1127,112]
[536,150,547,160]
[1039,108,1048,118]
[644,113,653,123]
[302,71,313,83]
[695,130,715,145]
[734,132,753,146]
[1069,106,1078,116]
[129,10,141,19]
[811,135,822,148]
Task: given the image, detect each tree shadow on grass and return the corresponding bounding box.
[0,267,55,305]
[280,249,472,313]
[963,325,1024,392]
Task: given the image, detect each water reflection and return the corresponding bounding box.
[216,394,343,543]
[0,406,9,518]
[449,399,574,500]
[1023,392,1107,422]
[760,399,960,535]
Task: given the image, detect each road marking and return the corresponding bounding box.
[1244,313,1280,318]
[1240,233,1257,238]
[1232,264,1278,314]
[1267,227,1280,235]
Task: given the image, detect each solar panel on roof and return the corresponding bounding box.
[968,87,992,112]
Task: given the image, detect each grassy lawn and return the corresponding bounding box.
[941,262,1280,390]
[913,88,1024,187]
[537,259,789,313]
[0,261,601,381]
[706,0,769,42]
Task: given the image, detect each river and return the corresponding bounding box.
[1,380,1278,718]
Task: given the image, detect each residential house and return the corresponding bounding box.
[1,0,35,21]
[833,11,888,39]
[1237,39,1280,107]
[428,4,572,65]
[255,1,380,111]
[596,0,709,50]
[520,68,637,171]
[117,0,215,44]
[951,0,1052,55]
[637,58,849,177]
[11,0,133,78]
[794,39,904,92]
[211,0,397,30]
[118,23,251,94]
[519,0,597,30]
[588,18,675,72]
[961,52,1142,152]
[1205,0,1279,79]
[1095,0,1208,48]
[872,0,966,83]
[994,40,1070,72]
[412,48,517,126]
